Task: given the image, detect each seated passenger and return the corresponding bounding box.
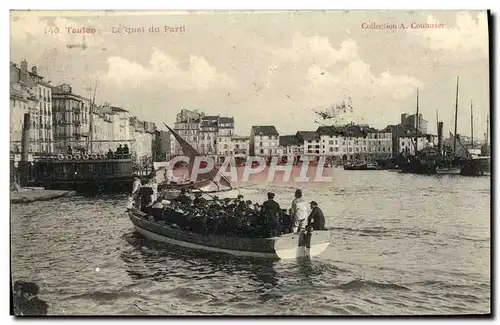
[151,198,164,221]
[193,192,207,206]
[176,188,192,206]
[307,201,326,230]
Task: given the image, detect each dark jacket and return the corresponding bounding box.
[308,206,325,230]
[260,199,281,223]
[193,197,207,206]
[177,194,192,206]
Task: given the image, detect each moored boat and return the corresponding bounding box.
[436,166,461,175]
[343,162,379,171]
[127,208,332,260]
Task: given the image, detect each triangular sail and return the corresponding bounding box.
[164,123,232,189]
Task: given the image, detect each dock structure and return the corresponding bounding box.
[10,189,76,204]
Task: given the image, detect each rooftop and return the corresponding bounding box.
[251,125,279,136]
[279,135,301,146]
[296,131,320,141]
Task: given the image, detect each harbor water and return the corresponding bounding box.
[10,170,490,315]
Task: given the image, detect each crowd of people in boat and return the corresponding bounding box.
[130,174,326,238]
[65,144,131,159]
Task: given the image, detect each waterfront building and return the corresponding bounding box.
[316,124,374,162]
[278,135,302,162]
[249,125,280,156]
[11,60,54,153]
[10,82,38,154]
[366,129,393,161]
[90,106,113,154]
[199,116,218,155]
[216,117,235,156]
[386,124,438,156]
[229,135,250,157]
[153,130,172,162]
[129,116,156,164]
[51,83,90,154]
[173,109,203,155]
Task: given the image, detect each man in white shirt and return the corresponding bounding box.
[290,189,309,233]
[129,174,142,209]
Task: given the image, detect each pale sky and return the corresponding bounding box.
[10,10,490,139]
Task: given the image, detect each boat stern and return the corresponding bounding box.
[273,230,332,259]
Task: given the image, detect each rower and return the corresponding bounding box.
[176,188,192,206]
[290,189,309,233]
[307,201,326,230]
[260,192,281,237]
[193,192,207,206]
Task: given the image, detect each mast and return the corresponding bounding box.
[88,80,98,153]
[414,87,419,155]
[453,76,459,155]
[470,100,474,149]
[486,113,489,145]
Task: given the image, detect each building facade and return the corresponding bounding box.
[153,130,171,162]
[173,109,203,155]
[10,82,38,153]
[51,83,90,153]
[229,135,250,157]
[216,117,235,156]
[11,60,53,153]
[249,125,279,156]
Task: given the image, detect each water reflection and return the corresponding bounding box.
[120,231,280,288]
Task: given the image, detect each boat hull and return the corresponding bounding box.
[128,209,332,260]
[436,167,461,175]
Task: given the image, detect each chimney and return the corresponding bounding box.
[20,59,28,83]
[31,65,37,75]
[437,121,443,154]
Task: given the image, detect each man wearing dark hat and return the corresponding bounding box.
[193,192,207,206]
[307,201,326,230]
[260,192,281,236]
[176,188,192,206]
[235,194,247,216]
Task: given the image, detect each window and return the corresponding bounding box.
[329,147,333,152]
[260,149,264,154]
[334,147,339,152]
[329,140,334,145]
[335,140,338,145]
[259,142,262,147]
[355,147,359,152]
[342,141,346,145]
[348,148,352,152]
[382,147,386,152]
[355,140,359,145]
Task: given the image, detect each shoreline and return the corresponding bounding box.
[10,189,76,204]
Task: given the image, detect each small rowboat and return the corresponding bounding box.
[128,209,332,260]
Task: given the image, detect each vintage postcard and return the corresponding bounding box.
[9,10,491,316]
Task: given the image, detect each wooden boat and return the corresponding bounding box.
[436,166,461,175]
[128,208,332,260]
[344,162,379,171]
[460,156,490,176]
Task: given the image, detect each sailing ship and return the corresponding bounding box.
[157,124,239,200]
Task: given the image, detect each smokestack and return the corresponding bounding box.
[437,122,443,155]
[31,65,37,75]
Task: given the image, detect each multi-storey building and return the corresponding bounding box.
[199,116,218,155]
[51,83,90,153]
[90,106,113,154]
[10,82,38,154]
[278,135,302,162]
[366,130,392,160]
[216,117,235,157]
[129,117,156,164]
[153,130,171,162]
[11,60,54,153]
[249,125,279,156]
[230,135,250,157]
[173,109,203,155]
